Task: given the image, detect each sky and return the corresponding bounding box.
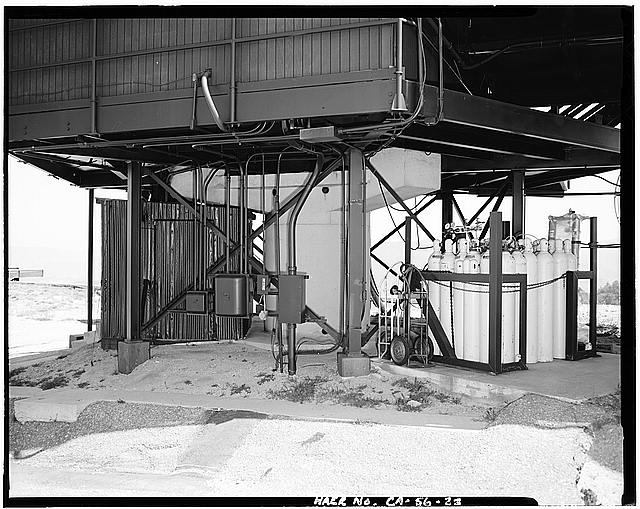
[7,155,620,287]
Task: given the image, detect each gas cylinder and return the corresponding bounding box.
[463,249,480,361]
[512,243,527,362]
[523,239,538,364]
[552,239,569,359]
[564,239,577,272]
[453,239,467,358]
[479,248,490,363]
[427,241,442,356]
[502,249,516,363]
[537,239,554,362]
[439,239,456,350]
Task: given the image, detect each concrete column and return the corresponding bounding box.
[118,161,149,374]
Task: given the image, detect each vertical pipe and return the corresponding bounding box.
[340,155,347,340]
[225,172,231,272]
[404,219,412,341]
[589,217,598,353]
[488,211,503,373]
[126,162,141,341]
[239,165,245,274]
[286,153,323,374]
[244,167,249,274]
[391,18,407,112]
[87,189,94,332]
[192,169,198,289]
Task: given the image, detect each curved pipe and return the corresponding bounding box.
[201,71,228,132]
[287,152,324,274]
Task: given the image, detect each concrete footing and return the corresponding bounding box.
[337,352,371,377]
[118,341,150,374]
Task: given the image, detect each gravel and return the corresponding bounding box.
[490,392,622,472]
[8,398,264,456]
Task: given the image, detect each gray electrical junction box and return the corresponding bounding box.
[214,274,249,317]
[278,274,308,324]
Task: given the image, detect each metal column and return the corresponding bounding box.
[511,170,525,239]
[442,191,453,239]
[488,211,503,374]
[589,217,598,353]
[118,161,150,374]
[87,189,94,332]
[126,162,141,341]
[337,148,370,376]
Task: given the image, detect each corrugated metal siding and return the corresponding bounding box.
[8,19,92,105]
[100,199,247,343]
[8,17,396,106]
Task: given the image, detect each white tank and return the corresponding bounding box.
[502,249,516,364]
[463,250,480,362]
[537,239,554,362]
[479,249,490,363]
[523,239,539,364]
[440,239,456,351]
[512,244,527,362]
[453,239,467,358]
[552,239,569,359]
[427,241,442,356]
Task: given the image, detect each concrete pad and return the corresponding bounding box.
[176,419,257,475]
[9,386,43,399]
[337,352,371,377]
[9,387,485,429]
[14,395,93,423]
[375,353,620,403]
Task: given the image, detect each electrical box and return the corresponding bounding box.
[299,126,342,143]
[185,291,207,314]
[279,274,307,324]
[214,275,249,317]
[256,274,270,295]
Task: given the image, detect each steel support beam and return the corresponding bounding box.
[126,162,141,341]
[422,85,620,153]
[511,170,525,239]
[347,148,365,356]
[442,191,453,235]
[87,189,94,332]
[479,183,508,240]
[370,195,437,252]
[488,211,503,374]
[467,182,507,225]
[366,160,435,241]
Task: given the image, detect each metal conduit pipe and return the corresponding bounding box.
[202,166,222,286]
[192,169,199,289]
[391,18,408,112]
[225,171,231,272]
[238,163,245,277]
[201,70,228,132]
[285,151,324,374]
